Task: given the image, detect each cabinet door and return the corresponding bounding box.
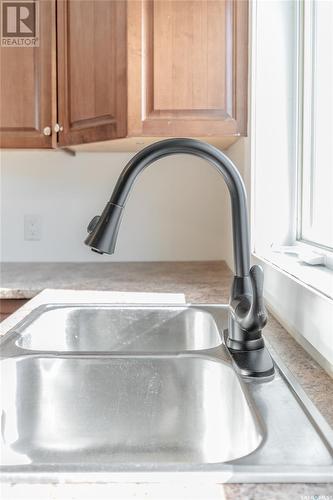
[57,0,127,147]
[0,0,55,148]
[128,0,248,138]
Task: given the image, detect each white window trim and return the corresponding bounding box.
[296,0,333,255]
[251,0,333,300]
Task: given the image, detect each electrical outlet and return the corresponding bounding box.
[24,215,42,241]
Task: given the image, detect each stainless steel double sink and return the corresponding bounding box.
[1,304,333,483]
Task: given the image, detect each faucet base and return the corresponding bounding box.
[223,330,275,378]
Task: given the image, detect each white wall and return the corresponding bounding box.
[0,149,237,263]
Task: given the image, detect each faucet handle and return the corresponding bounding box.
[250,264,264,297]
[249,265,267,331]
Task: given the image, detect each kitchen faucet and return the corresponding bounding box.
[85,138,274,377]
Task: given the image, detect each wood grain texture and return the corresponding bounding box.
[127,0,248,138]
[153,0,226,111]
[57,0,127,147]
[0,299,27,322]
[0,0,55,148]
[1,0,248,149]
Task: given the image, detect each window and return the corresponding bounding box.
[298,0,333,252]
[251,0,333,297]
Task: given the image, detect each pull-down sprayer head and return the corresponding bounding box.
[85,202,123,255]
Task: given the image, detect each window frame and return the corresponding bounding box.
[296,0,333,254]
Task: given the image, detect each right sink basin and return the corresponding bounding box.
[13,305,222,352]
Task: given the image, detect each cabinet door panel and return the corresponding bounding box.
[153,0,226,112]
[128,0,248,137]
[0,0,54,148]
[57,0,127,147]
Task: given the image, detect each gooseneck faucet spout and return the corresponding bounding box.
[85,138,274,377]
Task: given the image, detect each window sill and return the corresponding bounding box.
[253,250,333,375]
[254,250,333,301]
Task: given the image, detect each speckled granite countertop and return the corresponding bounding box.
[1,261,332,499]
[0,261,232,301]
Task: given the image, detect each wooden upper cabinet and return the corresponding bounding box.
[127,0,248,138]
[0,0,54,148]
[56,0,127,147]
[0,0,248,149]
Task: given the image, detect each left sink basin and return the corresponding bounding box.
[1,355,262,467]
[12,305,222,352]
